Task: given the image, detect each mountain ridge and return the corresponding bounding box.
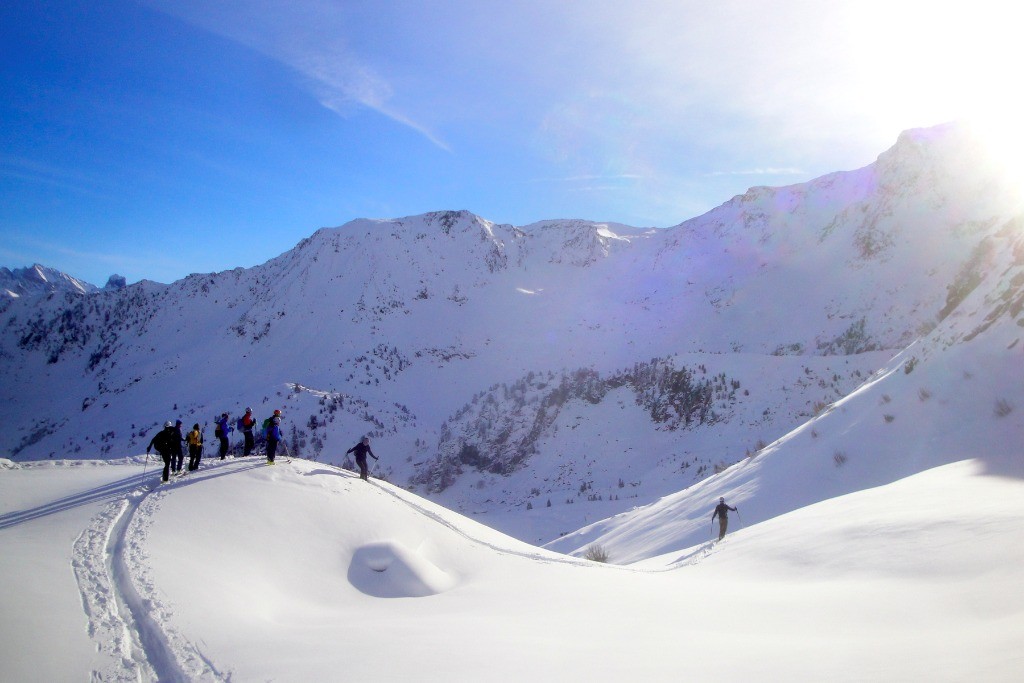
[3,121,1022,544]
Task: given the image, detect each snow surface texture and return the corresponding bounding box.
[2,453,1023,681]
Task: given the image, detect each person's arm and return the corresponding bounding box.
[369,447,378,460]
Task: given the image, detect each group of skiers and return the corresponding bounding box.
[145,406,287,482]
[145,406,380,485]
[145,419,213,482]
[146,409,737,540]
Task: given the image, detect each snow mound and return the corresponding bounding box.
[348,540,456,598]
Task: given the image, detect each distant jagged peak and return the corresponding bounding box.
[104,274,127,291]
[0,263,98,299]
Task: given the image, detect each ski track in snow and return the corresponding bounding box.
[71,473,231,682]
[71,497,155,682]
[67,456,717,683]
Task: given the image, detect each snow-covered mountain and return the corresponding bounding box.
[0,263,123,299]
[2,122,1021,545]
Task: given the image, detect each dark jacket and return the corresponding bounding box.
[712,502,737,521]
[148,427,177,455]
[346,442,377,461]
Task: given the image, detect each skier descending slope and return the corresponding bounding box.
[146,422,177,483]
[712,497,738,541]
[346,436,379,481]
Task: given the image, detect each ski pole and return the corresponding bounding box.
[735,510,743,530]
[143,452,150,479]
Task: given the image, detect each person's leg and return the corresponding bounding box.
[219,435,228,459]
[357,455,368,480]
[718,517,728,541]
[162,453,171,482]
[267,439,277,463]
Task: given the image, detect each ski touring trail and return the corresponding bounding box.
[70,467,233,682]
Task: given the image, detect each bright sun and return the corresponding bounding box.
[844,2,1024,194]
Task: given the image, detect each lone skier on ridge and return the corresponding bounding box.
[711,497,738,541]
[346,436,378,481]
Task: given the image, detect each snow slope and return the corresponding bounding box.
[2,451,1023,681]
[2,122,1022,548]
[546,235,1024,562]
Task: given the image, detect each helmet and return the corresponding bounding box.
[719,497,725,503]
[245,407,252,413]
[164,421,173,428]
[273,409,281,416]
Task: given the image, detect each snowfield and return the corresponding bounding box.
[2,454,1022,682]
[3,122,1023,682]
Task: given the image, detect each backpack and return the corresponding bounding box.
[155,428,175,452]
[187,429,202,446]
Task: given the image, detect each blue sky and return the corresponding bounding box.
[1,0,1018,285]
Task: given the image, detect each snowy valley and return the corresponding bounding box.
[1,121,1024,680]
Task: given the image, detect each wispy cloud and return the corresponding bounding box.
[709,168,805,177]
[0,155,111,198]
[1,234,181,283]
[144,0,450,152]
[527,174,644,184]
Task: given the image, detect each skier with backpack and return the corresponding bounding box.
[346,436,378,481]
[265,410,282,464]
[215,413,232,459]
[171,419,186,473]
[147,421,178,483]
[711,497,738,541]
[238,407,256,456]
[186,423,203,471]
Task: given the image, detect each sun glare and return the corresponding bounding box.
[963,113,1024,197]
[846,1,1024,199]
